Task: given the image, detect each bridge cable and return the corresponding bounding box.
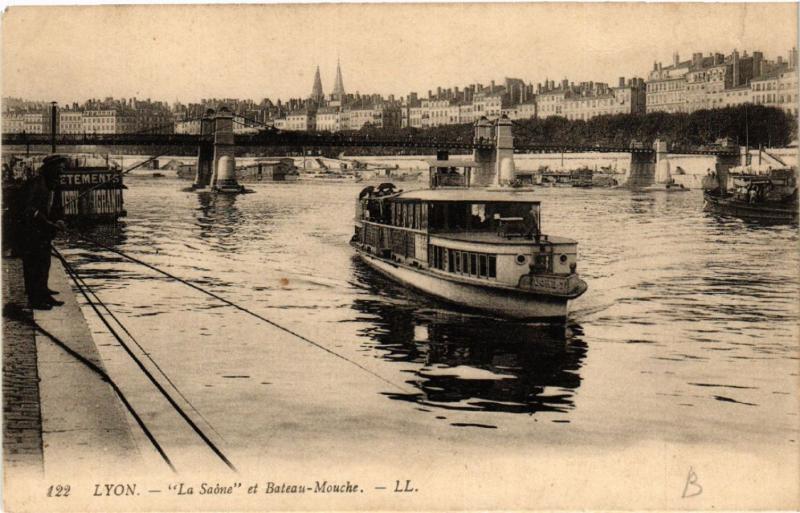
[230,115,272,129]
[53,247,226,442]
[9,309,176,473]
[67,232,410,395]
[53,247,237,472]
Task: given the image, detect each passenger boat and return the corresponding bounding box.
[703,165,798,223]
[351,160,588,320]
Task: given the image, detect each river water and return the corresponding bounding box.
[58,177,798,505]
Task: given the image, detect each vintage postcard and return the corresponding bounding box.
[2,3,799,512]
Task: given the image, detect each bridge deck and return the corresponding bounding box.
[1,132,739,156]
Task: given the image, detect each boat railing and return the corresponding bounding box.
[360,220,427,262]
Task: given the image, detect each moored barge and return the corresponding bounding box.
[703,165,798,224]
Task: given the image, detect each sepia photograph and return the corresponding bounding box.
[1,2,799,511]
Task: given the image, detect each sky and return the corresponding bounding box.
[2,3,798,105]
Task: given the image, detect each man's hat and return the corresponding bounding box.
[41,155,68,168]
[40,155,68,176]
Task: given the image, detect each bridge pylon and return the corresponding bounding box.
[210,107,236,187]
[494,115,515,185]
[469,115,516,186]
[623,141,658,187]
[193,109,216,189]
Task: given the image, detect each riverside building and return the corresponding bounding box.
[646,48,798,114]
[535,77,646,120]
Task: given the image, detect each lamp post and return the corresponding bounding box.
[50,101,58,154]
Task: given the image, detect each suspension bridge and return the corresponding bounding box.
[2,108,739,157]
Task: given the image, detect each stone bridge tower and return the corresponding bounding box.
[210,107,235,187]
[494,116,515,185]
[471,116,516,186]
[193,107,237,189]
[193,109,216,189]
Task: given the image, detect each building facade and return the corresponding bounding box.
[751,66,798,117]
[646,48,798,115]
[2,112,25,133]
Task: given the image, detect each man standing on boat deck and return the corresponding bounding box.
[21,155,67,310]
[524,205,540,240]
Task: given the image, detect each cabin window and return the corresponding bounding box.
[428,245,496,280]
[428,202,539,233]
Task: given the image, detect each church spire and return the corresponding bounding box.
[310,65,324,104]
[332,59,346,101]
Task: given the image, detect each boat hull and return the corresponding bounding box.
[355,247,573,320]
[640,184,689,192]
[703,191,798,223]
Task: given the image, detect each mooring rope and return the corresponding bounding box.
[52,248,226,442]
[53,247,237,472]
[67,232,410,394]
[10,310,176,473]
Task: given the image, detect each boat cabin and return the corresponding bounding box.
[726,167,798,203]
[354,162,581,294]
[426,158,475,188]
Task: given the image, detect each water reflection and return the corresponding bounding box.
[196,191,242,225]
[351,262,587,415]
[627,193,656,215]
[194,192,245,249]
[62,218,128,249]
[56,220,136,289]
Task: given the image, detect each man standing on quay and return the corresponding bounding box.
[21,155,67,310]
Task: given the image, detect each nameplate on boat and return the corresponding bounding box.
[60,171,122,187]
[519,274,573,293]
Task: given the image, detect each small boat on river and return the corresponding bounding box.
[703,165,798,223]
[351,160,588,320]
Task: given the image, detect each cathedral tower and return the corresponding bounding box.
[310,65,324,104]
[331,59,346,101]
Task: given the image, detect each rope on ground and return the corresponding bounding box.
[53,247,237,473]
[70,232,411,394]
